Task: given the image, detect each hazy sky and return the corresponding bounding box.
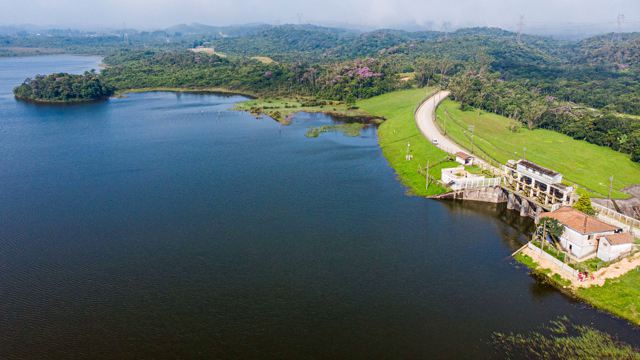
[2,0,640,31]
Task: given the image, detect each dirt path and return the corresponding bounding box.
[581,252,640,287]
[521,246,640,288]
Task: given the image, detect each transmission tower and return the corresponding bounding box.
[612,13,625,42]
[442,21,451,40]
[617,13,625,32]
[516,15,525,44]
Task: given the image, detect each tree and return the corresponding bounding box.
[573,193,596,215]
[523,99,548,130]
[538,217,565,250]
[632,145,640,163]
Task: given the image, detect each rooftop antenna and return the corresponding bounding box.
[516,15,525,44]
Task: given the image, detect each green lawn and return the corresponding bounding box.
[577,268,640,326]
[358,88,458,196]
[435,99,640,199]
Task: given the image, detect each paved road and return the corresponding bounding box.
[415,90,494,171]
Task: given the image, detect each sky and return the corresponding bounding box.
[2,0,640,33]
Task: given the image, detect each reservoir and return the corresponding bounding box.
[0,55,638,358]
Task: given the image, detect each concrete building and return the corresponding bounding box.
[503,159,574,207]
[455,152,474,166]
[597,233,636,262]
[539,207,633,261]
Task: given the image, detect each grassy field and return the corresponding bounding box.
[435,99,640,199]
[358,88,458,196]
[577,268,640,326]
[251,56,276,64]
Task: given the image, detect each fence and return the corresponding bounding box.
[592,203,640,237]
[526,242,579,278]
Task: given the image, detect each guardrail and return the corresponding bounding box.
[592,203,640,234]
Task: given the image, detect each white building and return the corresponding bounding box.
[455,152,474,166]
[539,207,634,261]
[597,233,636,262]
[504,159,574,207]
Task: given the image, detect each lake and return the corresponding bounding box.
[0,55,638,358]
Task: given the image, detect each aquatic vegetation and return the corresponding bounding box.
[305,123,365,138]
[493,317,640,359]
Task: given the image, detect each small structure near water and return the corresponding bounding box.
[441,166,501,191]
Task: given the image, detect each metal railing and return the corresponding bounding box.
[450,177,501,191]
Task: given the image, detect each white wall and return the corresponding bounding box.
[597,240,634,262]
[558,227,614,259]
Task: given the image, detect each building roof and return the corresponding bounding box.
[455,152,473,160]
[518,160,559,178]
[602,233,635,245]
[539,207,619,235]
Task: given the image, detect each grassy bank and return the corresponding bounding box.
[235,98,374,124]
[435,99,640,199]
[577,269,640,326]
[515,251,640,326]
[358,88,458,196]
[514,253,572,288]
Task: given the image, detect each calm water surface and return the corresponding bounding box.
[0,55,638,359]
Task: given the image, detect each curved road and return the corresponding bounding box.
[415,90,494,170]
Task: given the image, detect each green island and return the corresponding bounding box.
[13,71,114,103]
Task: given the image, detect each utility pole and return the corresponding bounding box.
[443,110,447,135]
[468,125,475,154]
[608,176,614,201]
[426,160,430,191]
[541,220,547,252]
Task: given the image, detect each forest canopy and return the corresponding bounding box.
[13,71,115,103]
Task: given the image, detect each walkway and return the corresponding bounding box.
[414,91,496,173]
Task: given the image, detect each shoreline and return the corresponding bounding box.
[114,87,259,99]
[14,94,110,105]
[515,248,640,327]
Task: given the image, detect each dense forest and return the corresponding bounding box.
[4,24,640,161]
[13,71,115,103]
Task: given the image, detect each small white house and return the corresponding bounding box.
[597,233,636,262]
[455,152,474,166]
[539,207,622,260]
